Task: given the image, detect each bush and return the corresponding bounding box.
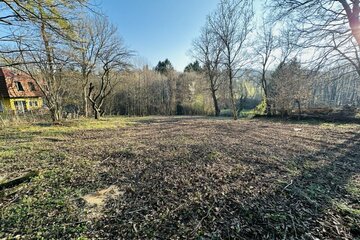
[220,109,233,117]
[254,98,267,115]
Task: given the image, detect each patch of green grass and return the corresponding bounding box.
[290,182,332,207]
[37,150,68,162]
[207,151,221,162]
[1,116,148,138]
[336,202,360,217]
[1,168,87,238]
[0,148,16,159]
[22,117,131,135]
[302,159,328,170]
[346,177,360,198]
[239,109,256,118]
[264,212,288,222]
[0,117,127,238]
[283,160,301,177]
[0,156,101,239]
[306,183,329,198]
[320,122,358,129]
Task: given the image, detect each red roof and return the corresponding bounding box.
[0,68,43,98]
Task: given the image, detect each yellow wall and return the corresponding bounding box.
[0,97,43,112]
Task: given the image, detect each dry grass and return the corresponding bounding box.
[1,116,359,239]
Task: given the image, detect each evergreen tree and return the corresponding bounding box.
[184,60,202,73]
[155,59,174,75]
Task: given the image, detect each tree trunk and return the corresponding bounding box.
[50,107,61,122]
[266,101,272,117]
[261,71,272,117]
[83,85,89,117]
[211,89,220,117]
[91,101,100,120]
[340,0,360,46]
[295,99,301,120]
[91,100,103,120]
[40,10,61,122]
[229,77,237,120]
[94,108,100,120]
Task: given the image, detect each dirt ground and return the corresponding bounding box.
[1,116,359,239]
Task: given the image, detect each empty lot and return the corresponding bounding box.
[1,117,359,239]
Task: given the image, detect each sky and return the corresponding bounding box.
[96,0,220,71]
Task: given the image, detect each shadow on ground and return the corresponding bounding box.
[88,119,360,239]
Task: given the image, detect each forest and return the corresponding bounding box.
[0,0,359,239]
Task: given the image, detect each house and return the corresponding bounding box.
[0,68,44,113]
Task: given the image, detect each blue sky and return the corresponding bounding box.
[97,0,220,71]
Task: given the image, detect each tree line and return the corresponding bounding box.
[190,0,360,120]
[0,0,359,121]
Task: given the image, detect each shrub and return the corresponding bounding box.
[254,98,267,115]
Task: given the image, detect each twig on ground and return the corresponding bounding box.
[283,180,294,190]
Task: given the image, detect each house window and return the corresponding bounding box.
[28,82,36,91]
[15,81,24,91]
[29,100,38,107]
[14,101,26,113]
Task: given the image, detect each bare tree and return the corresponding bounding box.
[270,58,311,118]
[192,24,223,116]
[87,20,131,119]
[269,0,360,84]
[271,0,360,45]
[0,3,83,121]
[263,23,304,117]
[0,0,91,121]
[208,0,254,120]
[0,0,87,27]
[69,15,109,117]
[0,0,89,49]
[255,17,277,115]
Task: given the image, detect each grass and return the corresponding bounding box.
[0,116,359,239]
[1,116,141,135]
[239,109,257,118]
[320,122,360,129]
[219,109,258,118]
[347,177,360,198]
[337,203,360,216]
[0,124,99,238]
